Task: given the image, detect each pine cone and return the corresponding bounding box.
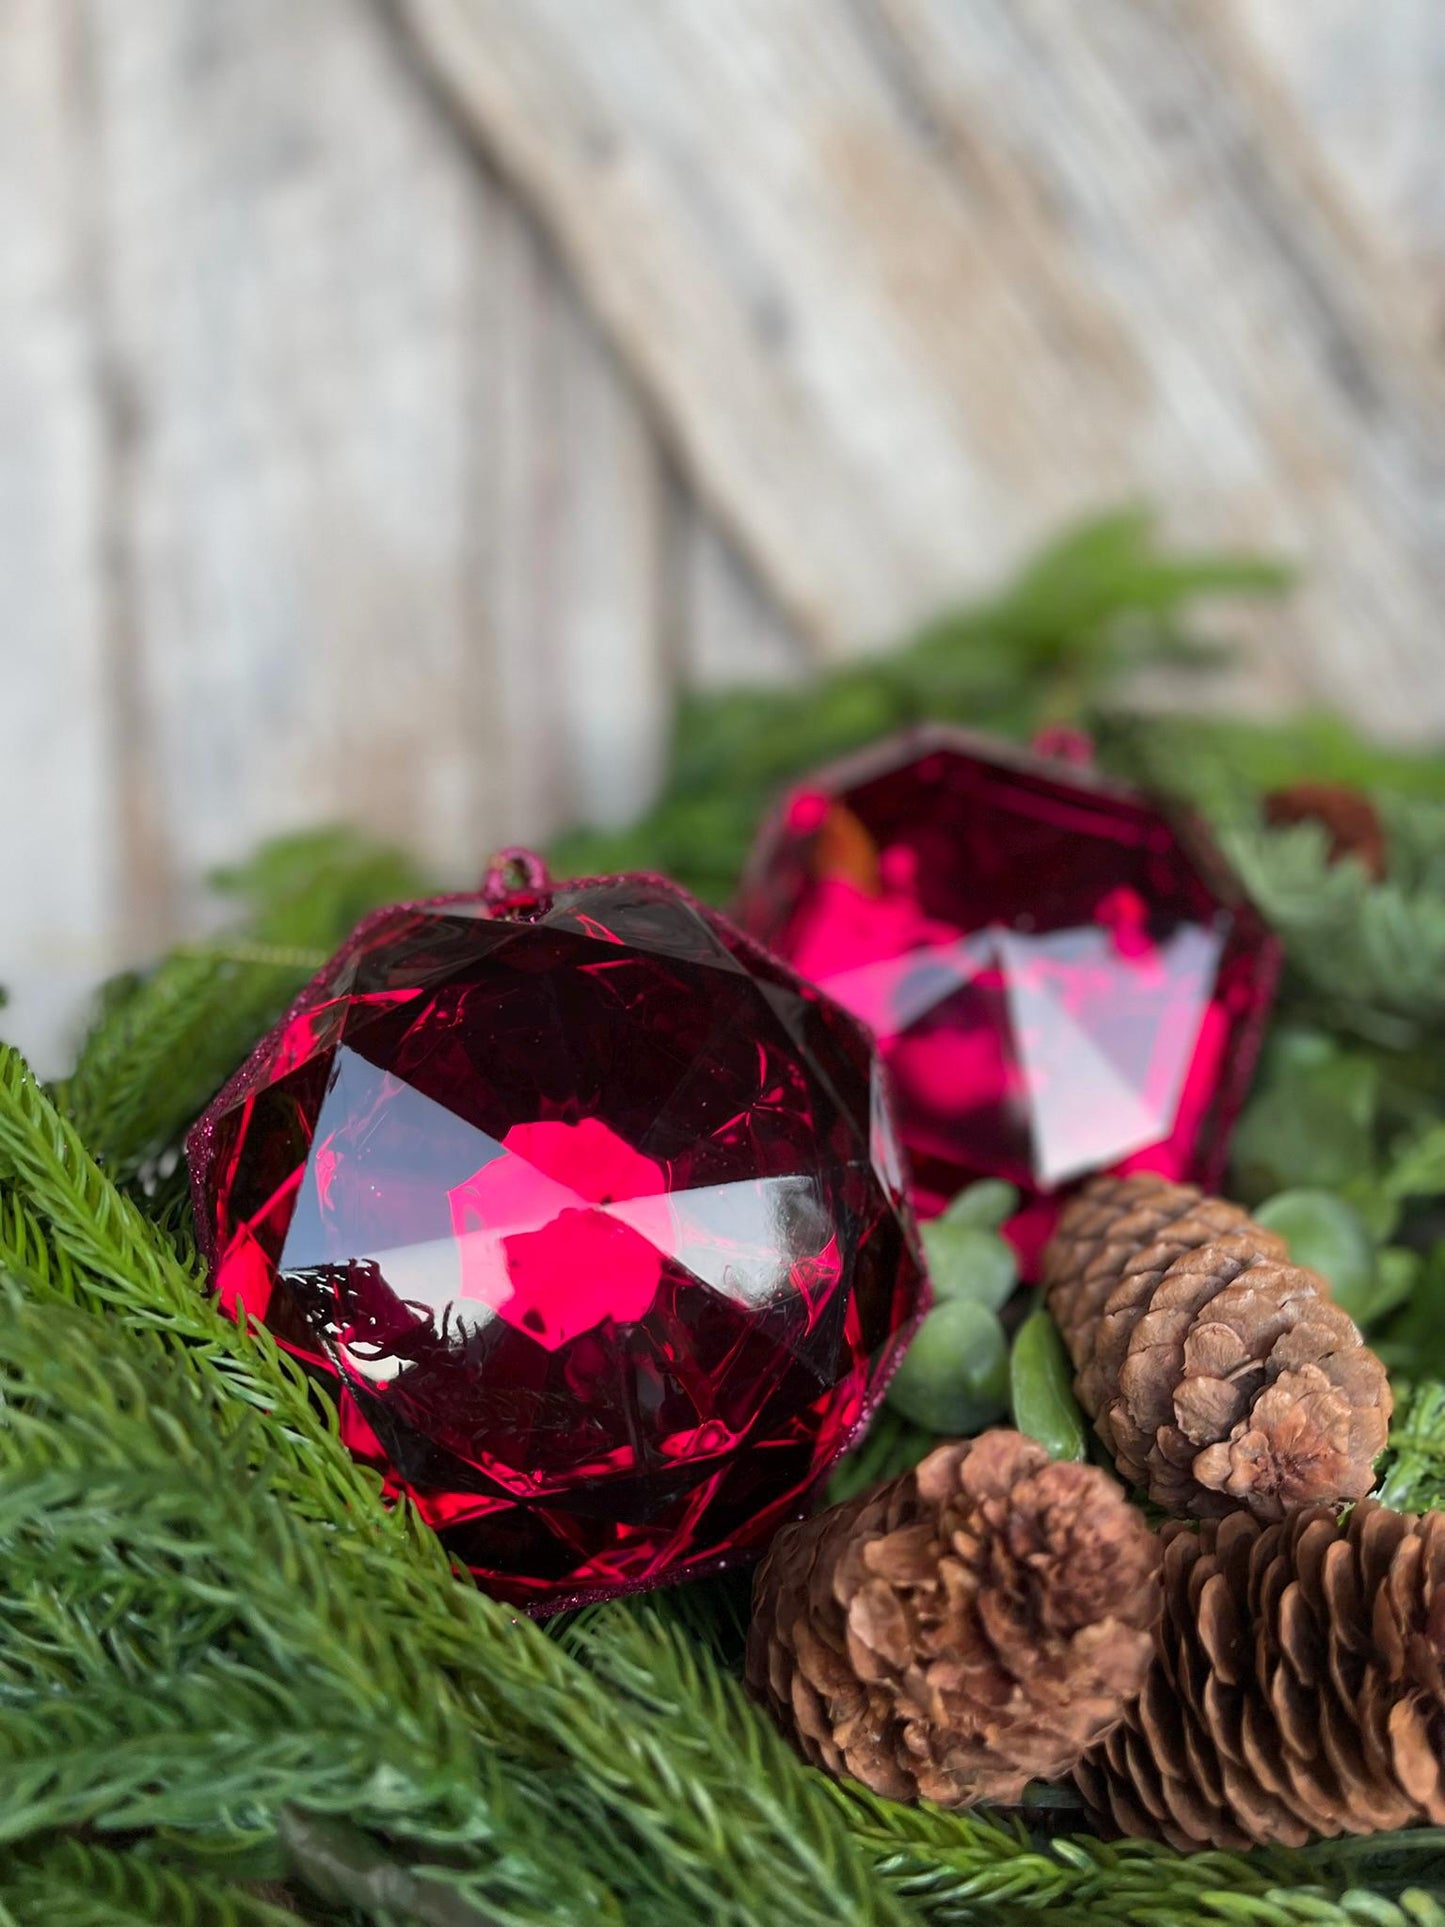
[745,1431,1159,1806]
[1076,1501,1445,1849]
[1265,781,1387,881]
[1044,1173,1391,1521]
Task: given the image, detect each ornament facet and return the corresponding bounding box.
[188,868,926,1609]
[739,728,1278,1242]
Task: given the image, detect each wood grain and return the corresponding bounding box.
[0,0,118,1073]
[6,0,1445,1074]
[79,0,690,888]
[674,497,805,692]
[1227,0,1445,336]
[402,0,1445,737]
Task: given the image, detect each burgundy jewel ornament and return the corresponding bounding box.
[187,854,926,1610]
[739,728,1279,1252]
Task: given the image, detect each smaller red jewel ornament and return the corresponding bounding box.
[738,728,1279,1254]
[187,858,926,1610]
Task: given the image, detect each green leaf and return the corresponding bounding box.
[1009,1310,1089,1461]
[1230,1037,1380,1205]
[886,1298,1009,1434]
[1381,1123,1445,1207]
[938,1179,1020,1233]
[1253,1190,1377,1323]
[1376,1245,1445,1385]
[919,1222,1017,1311]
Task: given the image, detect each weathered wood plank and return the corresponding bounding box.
[87,0,515,911]
[478,209,672,840]
[1226,0,1445,333]
[675,498,807,692]
[0,0,118,1075]
[402,0,1445,738]
[85,0,676,910]
[12,0,1445,1074]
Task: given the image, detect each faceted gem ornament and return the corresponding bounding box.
[187,858,926,1610]
[739,728,1279,1246]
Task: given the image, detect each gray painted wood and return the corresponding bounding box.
[675,500,806,692]
[0,0,118,1074]
[4,0,1443,1072]
[404,0,1445,737]
[1227,0,1445,331]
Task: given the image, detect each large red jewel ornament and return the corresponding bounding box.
[187,859,925,1610]
[739,729,1279,1246]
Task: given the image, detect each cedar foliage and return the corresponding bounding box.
[5,513,1445,1920]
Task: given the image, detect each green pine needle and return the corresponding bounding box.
[838,1792,1445,1924]
[57,947,321,1183]
[7,517,1445,1922]
[550,508,1288,899]
[0,1837,303,1927]
[57,827,432,1185]
[1377,1382,1445,1513]
[0,1047,908,1925]
[1220,818,1445,1048]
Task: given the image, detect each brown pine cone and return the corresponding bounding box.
[1264,781,1387,881]
[1043,1173,1391,1521]
[745,1430,1159,1806]
[1076,1501,1445,1849]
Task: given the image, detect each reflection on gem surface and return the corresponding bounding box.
[188,874,925,1608]
[740,730,1278,1231]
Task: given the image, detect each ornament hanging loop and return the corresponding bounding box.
[1030,724,1095,768]
[481,846,552,908]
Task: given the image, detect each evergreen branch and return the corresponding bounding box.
[827,1407,937,1507]
[207,827,433,951]
[0,1292,602,1927]
[1211,819,1445,1048]
[276,1810,519,1927]
[57,827,431,1182]
[0,1278,901,1924]
[1097,711,1445,828]
[57,948,316,1181]
[1378,1126,1445,1208]
[1379,795,1445,897]
[0,1046,404,1521]
[0,1050,911,1925]
[0,1838,303,1927]
[837,1791,1445,1924]
[551,509,1286,899]
[1377,1381,1445,1513]
[19,912,1445,1924]
[564,1601,914,1927]
[14,519,1445,1925]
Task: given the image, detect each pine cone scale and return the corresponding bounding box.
[1045,1173,1390,1519]
[1196,1568,1243,1681]
[1042,1175,1232,1372]
[747,1431,1159,1807]
[1079,1499,1445,1847]
[1390,1697,1445,1818]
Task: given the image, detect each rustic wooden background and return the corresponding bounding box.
[4,1,1444,1073]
